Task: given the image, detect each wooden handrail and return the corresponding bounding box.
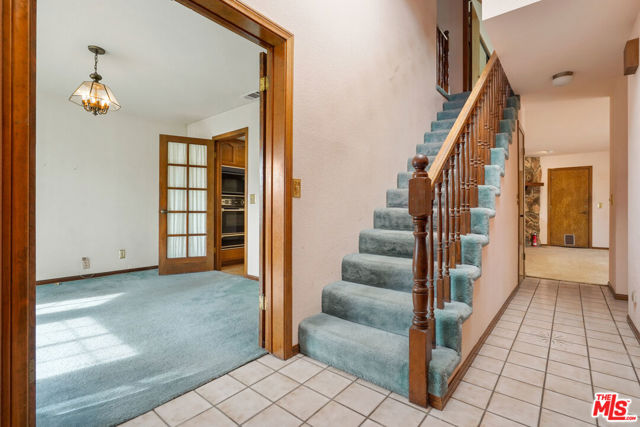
[408,51,512,407]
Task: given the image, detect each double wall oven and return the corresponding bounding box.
[221,166,245,250]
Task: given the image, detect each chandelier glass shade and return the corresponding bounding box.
[69,45,121,115]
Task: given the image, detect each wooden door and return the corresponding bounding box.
[548,167,592,248]
[159,135,215,274]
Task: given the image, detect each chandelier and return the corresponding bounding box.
[69,45,121,116]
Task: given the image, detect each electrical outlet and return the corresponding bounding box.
[250,194,256,204]
[119,249,126,259]
[81,257,90,270]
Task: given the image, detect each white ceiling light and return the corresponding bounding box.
[552,71,574,87]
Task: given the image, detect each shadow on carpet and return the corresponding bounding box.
[36,269,266,426]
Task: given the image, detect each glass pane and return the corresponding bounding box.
[168,166,187,187]
[168,142,187,164]
[189,213,206,234]
[167,213,186,235]
[189,190,207,211]
[188,236,206,257]
[167,236,186,258]
[189,144,207,166]
[189,167,207,189]
[168,189,186,211]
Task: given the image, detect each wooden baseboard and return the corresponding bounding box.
[608,281,628,301]
[245,274,259,281]
[428,283,520,410]
[36,265,158,285]
[592,246,609,250]
[628,315,640,345]
[291,344,300,356]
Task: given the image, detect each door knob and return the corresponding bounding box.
[160,209,168,214]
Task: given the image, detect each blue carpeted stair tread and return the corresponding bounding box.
[431,119,457,132]
[299,313,461,397]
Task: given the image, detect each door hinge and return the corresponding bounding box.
[259,295,266,311]
[259,76,269,92]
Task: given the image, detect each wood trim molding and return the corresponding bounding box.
[608,281,628,301]
[428,283,520,410]
[35,266,159,286]
[1,0,37,424]
[627,315,640,345]
[245,274,259,281]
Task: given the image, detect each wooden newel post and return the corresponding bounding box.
[408,154,433,408]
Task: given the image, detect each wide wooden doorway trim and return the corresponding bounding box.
[1,0,293,424]
[547,166,592,248]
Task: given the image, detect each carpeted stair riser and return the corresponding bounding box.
[299,92,518,400]
[491,148,507,174]
[320,281,471,353]
[438,109,462,120]
[431,119,456,132]
[443,99,466,110]
[374,208,413,231]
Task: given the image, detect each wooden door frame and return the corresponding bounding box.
[212,127,249,275]
[547,166,593,248]
[1,0,293,424]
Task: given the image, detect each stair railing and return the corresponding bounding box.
[408,52,511,407]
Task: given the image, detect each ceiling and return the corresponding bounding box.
[37,0,265,125]
[483,0,640,155]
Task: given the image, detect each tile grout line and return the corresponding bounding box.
[578,283,599,427]
[533,280,559,427]
[475,278,539,426]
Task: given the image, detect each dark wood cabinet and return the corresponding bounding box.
[219,139,245,168]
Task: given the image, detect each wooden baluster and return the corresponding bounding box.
[445,156,454,299]
[453,143,461,266]
[408,154,433,407]
[477,100,485,185]
[428,189,436,347]
[436,179,444,310]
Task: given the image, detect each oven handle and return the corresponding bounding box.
[222,208,245,212]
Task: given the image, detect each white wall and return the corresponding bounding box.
[610,77,628,295]
[36,91,186,281]
[187,102,260,277]
[241,0,443,345]
[538,152,610,248]
[627,11,640,328]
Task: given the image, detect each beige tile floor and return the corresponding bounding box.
[121,278,640,426]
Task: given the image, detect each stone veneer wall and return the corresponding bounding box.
[524,157,542,244]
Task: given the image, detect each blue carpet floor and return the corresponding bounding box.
[36,269,265,426]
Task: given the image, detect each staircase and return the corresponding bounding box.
[299,55,519,406]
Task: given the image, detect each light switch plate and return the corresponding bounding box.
[293,179,301,198]
[250,194,256,204]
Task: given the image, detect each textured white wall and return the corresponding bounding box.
[627,11,640,330]
[187,103,260,277]
[538,152,610,248]
[241,0,443,344]
[36,91,186,280]
[610,77,628,295]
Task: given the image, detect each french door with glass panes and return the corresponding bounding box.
[159,135,215,274]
